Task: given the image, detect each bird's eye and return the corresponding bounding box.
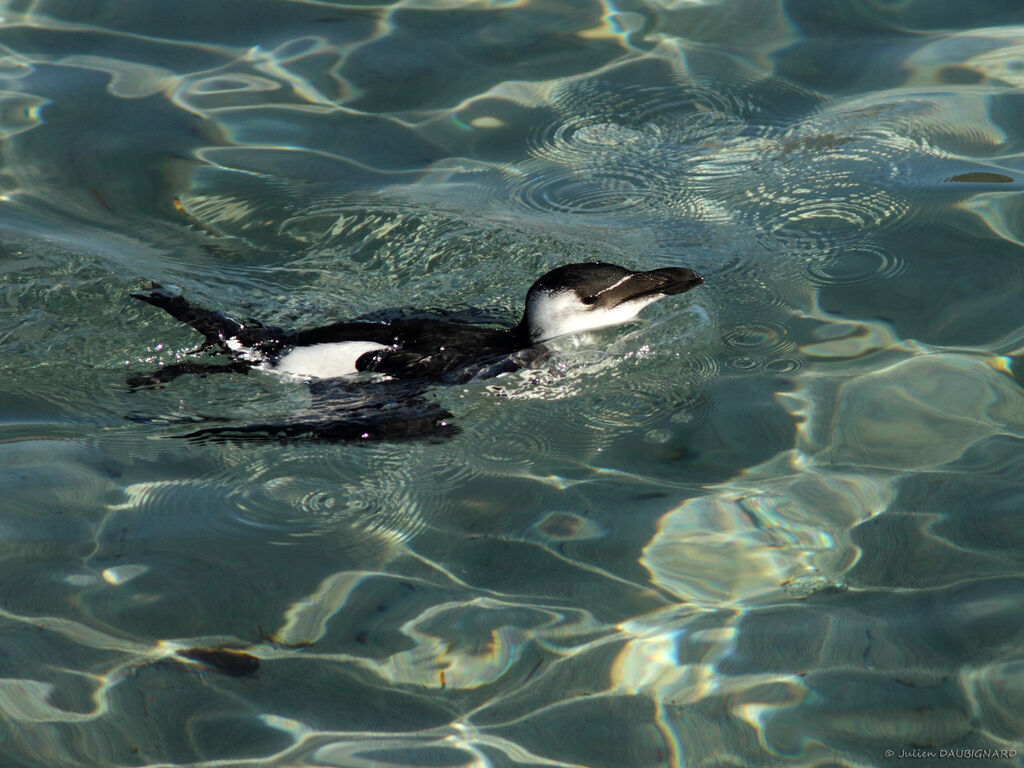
[581,296,598,305]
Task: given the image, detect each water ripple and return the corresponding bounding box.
[504,76,805,222]
[721,318,803,374]
[720,130,914,258]
[457,395,600,476]
[509,165,660,216]
[806,242,908,287]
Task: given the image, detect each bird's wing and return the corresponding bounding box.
[178,379,458,442]
[290,321,399,347]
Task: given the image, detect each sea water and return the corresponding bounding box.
[1,1,1023,766]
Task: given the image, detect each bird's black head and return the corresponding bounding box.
[520,262,704,343]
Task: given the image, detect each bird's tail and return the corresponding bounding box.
[132,284,247,350]
[132,283,293,353]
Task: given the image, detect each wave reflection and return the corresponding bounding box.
[3,1,1024,767]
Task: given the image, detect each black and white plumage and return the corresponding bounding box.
[130,262,703,441]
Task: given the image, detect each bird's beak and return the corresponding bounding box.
[603,267,703,306]
[642,267,705,296]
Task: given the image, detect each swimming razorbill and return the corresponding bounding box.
[130,262,704,440]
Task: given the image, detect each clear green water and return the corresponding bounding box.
[1,1,1023,766]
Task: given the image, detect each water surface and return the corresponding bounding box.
[1,1,1023,766]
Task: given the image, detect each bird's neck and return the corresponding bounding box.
[512,316,534,348]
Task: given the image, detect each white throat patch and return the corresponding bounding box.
[525,289,662,343]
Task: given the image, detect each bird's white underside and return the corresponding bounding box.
[272,341,390,379]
